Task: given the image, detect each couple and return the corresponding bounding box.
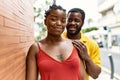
[26,4,101,80]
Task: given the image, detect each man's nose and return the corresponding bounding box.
[70,21,75,25]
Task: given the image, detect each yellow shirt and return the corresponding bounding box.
[62,32,101,80]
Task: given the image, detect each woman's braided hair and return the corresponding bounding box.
[44,4,66,18]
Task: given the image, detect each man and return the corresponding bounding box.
[62,8,101,80]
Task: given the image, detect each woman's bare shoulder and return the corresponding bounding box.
[27,42,40,56]
[62,38,73,47]
[64,38,72,43]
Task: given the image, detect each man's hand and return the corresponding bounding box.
[72,40,90,61]
[72,40,101,79]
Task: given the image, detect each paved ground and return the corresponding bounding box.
[90,48,120,80]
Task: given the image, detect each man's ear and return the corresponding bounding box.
[81,21,84,26]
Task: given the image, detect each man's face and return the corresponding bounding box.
[66,12,83,35]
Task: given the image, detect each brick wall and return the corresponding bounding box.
[0,0,34,80]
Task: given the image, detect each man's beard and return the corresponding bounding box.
[67,27,81,35]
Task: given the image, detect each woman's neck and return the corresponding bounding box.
[45,34,63,44]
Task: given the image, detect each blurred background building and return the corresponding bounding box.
[97,0,120,53]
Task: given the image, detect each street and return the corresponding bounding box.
[100,48,120,75]
[90,48,120,80]
[100,48,120,79]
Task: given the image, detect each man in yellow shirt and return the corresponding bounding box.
[62,8,101,80]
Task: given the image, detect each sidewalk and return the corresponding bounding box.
[90,48,120,80]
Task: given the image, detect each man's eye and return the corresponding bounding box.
[68,19,72,22]
[75,19,80,22]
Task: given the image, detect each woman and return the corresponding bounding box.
[26,4,86,80]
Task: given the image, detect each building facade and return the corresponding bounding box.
[97,0,120,53]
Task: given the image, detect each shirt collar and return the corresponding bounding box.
[80,32,87,43]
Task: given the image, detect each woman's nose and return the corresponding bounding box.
[56,20,62,25]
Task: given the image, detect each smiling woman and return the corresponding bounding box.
[26,3,87,80]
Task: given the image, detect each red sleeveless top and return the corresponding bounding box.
[37,47,82,80]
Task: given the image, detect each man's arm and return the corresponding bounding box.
[72,40,101,79]
[85,57,101,79]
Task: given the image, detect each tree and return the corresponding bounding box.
[34,0,51,41]
[81,26,99,33]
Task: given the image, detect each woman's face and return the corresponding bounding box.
[45,9,66,36]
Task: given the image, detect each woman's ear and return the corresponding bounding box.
[44,18,47,26]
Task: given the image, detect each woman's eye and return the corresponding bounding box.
[62,19,66,23]
[51,18,57,21]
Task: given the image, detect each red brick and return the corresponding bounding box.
[0,0,34,80]
[0,16,4,26]
[0,27,25,36]
[0,35,20,45]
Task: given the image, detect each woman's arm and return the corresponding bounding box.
[79,58,87,80]
[26,43,39,80]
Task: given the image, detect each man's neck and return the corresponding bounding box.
[67,33,81,40]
